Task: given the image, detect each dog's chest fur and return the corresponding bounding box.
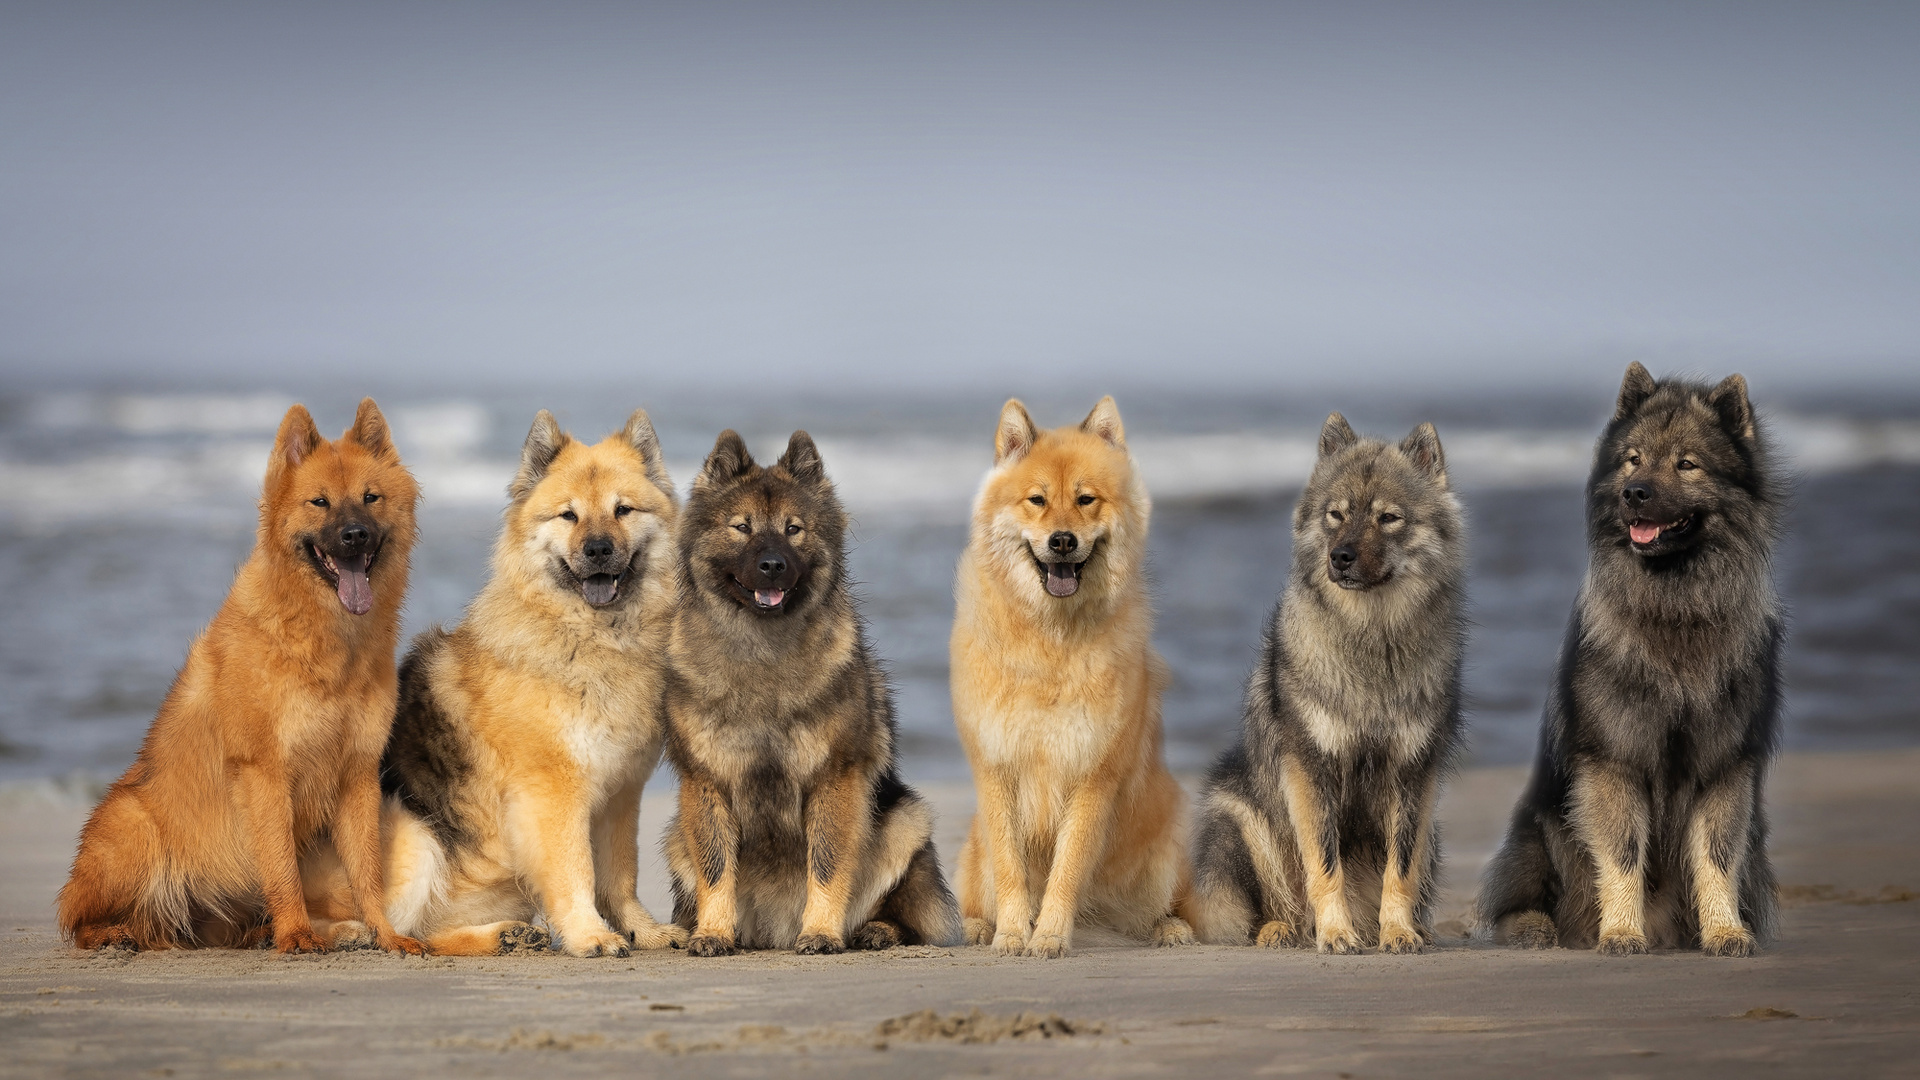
[1275,599,1460,767]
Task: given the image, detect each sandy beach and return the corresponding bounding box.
[3,749,1916,1078]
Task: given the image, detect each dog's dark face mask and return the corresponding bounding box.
[303,504,386,616]
[685,429,841,620]
[1604,364,1759,560]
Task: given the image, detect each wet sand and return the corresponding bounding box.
[2,749,1916,1078]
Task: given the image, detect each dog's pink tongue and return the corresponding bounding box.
[335,555,373,615]
[1629,521,1662,545]
[755,588,785,608]
[1045,563,1080,597]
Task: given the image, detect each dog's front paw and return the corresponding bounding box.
[1316,924,1364,955]
[563,928,633,958]
[626,921,689,951]
[686,933,736,957]
[962,917,995,946]
[794,932,845,956]
[1150,916,1194,947]
[990,927,1027,956]
[376,930,427,956]
[1378,924,1425,955]
[1700,925,1756,958]
[1255,921,1303,948]
[1025,932,1070,959]
[275,927,329,955]
[1596,930,1649,956]
[852,921,902,951]
[323,921,376,951]
[498,923,551,954]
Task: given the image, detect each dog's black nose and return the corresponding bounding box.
[1330,545,1357,570]
[582,536,615,560]
[340,523,371,550]
[1048,531,1078,555]
[1624,484,1652,506]
[758,554,787,578]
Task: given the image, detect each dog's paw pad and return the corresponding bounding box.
[962,918,995,946]
[794,932,845,956]
[686,934,736,957]
[1025,933,1070,959]
[1317,929,1364,955]
[627,922,689,951]
[1255,921,1302,949]
[1596,932,1650,956]
[852,921,902,951]
[1378,928,1425,955]
[1150,916,1195,947]
[1701,927,1756,958]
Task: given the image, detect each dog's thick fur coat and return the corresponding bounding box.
[1477,364,1785,956]
[662,430,961,956]
[951,398,1194,958]
[1185,415,1467,953]
[59,401,425,954]
[355,410,686,958]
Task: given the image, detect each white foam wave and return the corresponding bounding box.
[2,397,1916,527]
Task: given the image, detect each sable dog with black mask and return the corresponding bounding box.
[1478,364,1785,955]
[662,430,961,955]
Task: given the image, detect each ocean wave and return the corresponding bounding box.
[2,393,1917,526]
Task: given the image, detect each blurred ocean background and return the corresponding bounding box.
[4,3,1918,789]
[3,383,1916,784]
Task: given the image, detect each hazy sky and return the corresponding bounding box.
[3,2,1916,392]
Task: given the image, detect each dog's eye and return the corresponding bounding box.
[1676,459,1698,471]
[363,492,379,504]
[1327,509,1344,522]
[1027,495,1045,507]
[1626,452,1642,467]
[785,522,802,536]
[559,510,577,522]
[733,521,751,533]
[614,505,634,517]
[310,497,329,509]
[1378,512,1400,524]
[1076,494,1096,506]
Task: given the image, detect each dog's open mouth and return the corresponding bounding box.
[313,546,376,616]
[730,577,789,613]
[1033,558,1085,598]
[578,573,622,607]
[1628,516,1694,549]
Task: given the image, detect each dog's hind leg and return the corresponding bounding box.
[1688,763,1759,957]
[425,921,552,957]
[869,832,963,949]
[955,817,996,946]
[1183,798,1258,945]
[59,785,179,951]
[592,772,687,950]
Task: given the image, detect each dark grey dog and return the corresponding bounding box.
[1185,414,1467,953]
[1477,363,1785,956]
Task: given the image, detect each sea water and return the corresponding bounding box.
[2,385,1916,785]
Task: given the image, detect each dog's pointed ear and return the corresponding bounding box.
[348,398,397,459]
[1318,412,1358,459]
[508,410,568,501]
[270,404,324,479]
[1400,422,1448,488]
[696,430,754,489]
[778,430,824,484]
[1615,362,1658,421]
[1707,373,1755,443]
[996,400,1037,463]
[1080,396,1126,449]
[620,408,675,498]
